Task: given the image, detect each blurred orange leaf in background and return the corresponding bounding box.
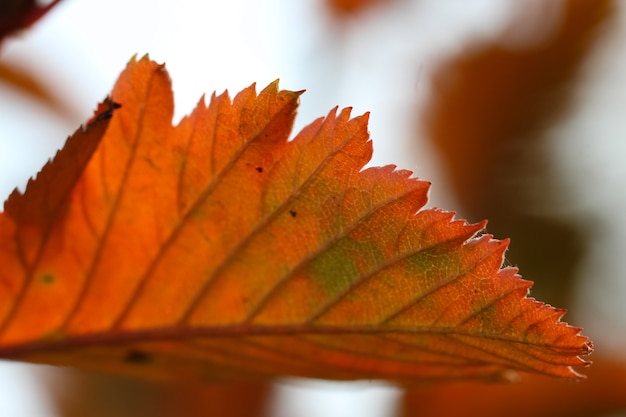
[406,1,626,416]
[402,355,626,417]
[423,0,615,307]
[0,56,590,383]
[0,0,62,43]
[0,0,76,123]
[46,370,271,417]
[325,0,394,17]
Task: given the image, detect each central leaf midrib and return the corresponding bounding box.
[0,322,578,360]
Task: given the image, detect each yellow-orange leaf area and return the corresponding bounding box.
[0,57,591,383]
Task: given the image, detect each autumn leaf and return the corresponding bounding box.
[422,0,614,307]
[46,368,271,417]
[402,356,626,417]
[0,56,590,382]
[0,60,82,123]
[0,0,62,43]
[325,0,394,17]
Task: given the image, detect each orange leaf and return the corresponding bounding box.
[402,355,626,417]
[46,368,271,417]
[0,60,82,123]
[0,57,591,382]
[421,0,614,308]
[325,0,394,17]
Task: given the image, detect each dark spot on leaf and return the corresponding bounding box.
[256,166,263,173]
[84,98,122,131]
[41,274,54,284]
[124,350,153,365]
[95,98,122,122]
[290,210,297,218]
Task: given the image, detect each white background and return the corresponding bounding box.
[1,1,626,416]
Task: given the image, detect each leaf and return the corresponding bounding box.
[325,0,395,17]
[0,56,591,382]
[0,0,62,43]
[46,368,271,417]
[422,0,615,307]
[425,0,614,215]
[0,60,82,122]
[402,355,626,417]
[4,97,119,226]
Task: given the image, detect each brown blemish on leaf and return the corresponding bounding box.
[123,350,153,365]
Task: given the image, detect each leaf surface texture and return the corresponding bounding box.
[0,58,591,381]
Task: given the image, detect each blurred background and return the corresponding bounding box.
[1,0,626,416]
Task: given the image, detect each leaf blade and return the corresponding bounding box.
[0,57,591,382]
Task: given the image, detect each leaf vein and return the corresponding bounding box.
[58,74,158,332]
[111,93,297,328]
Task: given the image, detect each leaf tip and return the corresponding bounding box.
[126,54,166,73]
[130,53,150,63]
